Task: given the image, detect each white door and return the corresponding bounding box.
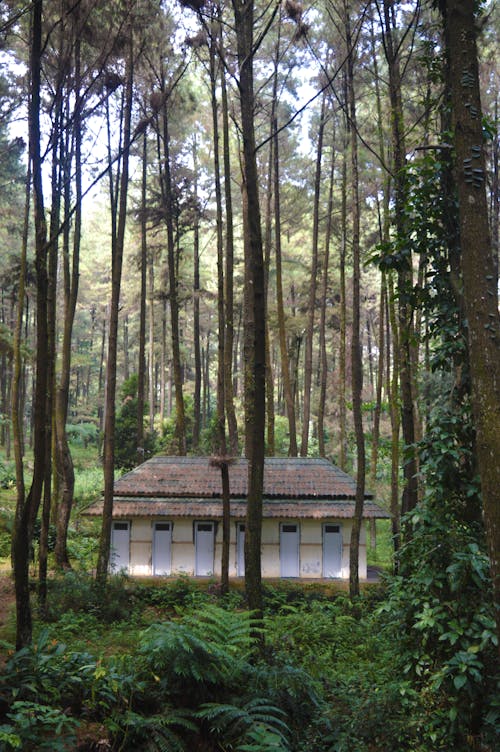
[195,522,215,576]
[280,523,299,577]
[153,522,172,575]
[323,524,342,578]
[237,523,245,577]
[111,521,130,573]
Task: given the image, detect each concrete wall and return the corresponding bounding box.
[124,516,367,579]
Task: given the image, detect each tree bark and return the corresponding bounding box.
[301,92,326,456]
[96,32,134,584]
[55,22,82,568]
[274,115,298,456]
[318,123,335,457]
[12,0,47,648]
[232,0,265,620]
[381,0,419,521]
[344,0,365,599]
[209,19,231,594]
[137,131,148,465]
[221,41,239,455]
[443,0,500,651]
[161,89,186,454]
[192,136,202,451]
[338,136,348,470]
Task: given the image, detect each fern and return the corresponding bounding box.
[236,724,289,751]
[110,707,196,752]
[182,604,262,659]
[197,697,290,750]
[139,621,224,684]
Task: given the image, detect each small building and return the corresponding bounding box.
[84,456,389,580]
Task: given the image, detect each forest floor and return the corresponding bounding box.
[0,575,14,630]
[0,574,15,666]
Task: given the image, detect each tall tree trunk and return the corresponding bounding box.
[192,136,201,451]
[13,0,47,648]
[338,135,348,470]
[274,115,298,456]
[442,0,500,651]
[318,123,336,457]
[148,243,156,433]
[209,20,230,594]
[344,0,365,599]
[39,69,62,612]
[232,0,265,620]
[161,91,186,454]
[370,281,386,487]
[301,92,326,456]
[387,274,401,563]
[221,45,239,455]
[96,33,133,585]
[381,0,419,521]
[137,131,148,465]
[55,26,82,568]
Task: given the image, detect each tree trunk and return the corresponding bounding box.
[344,0,365,599]
[96,33,133,585]
[209,20,230,594]
[443,0,500,651]
[232,0,265,620]
[39,71,62,613]
[381,0,419,521]
[192,137,201,451]
[274,115,298,456]
[221,44,239,456]
[55,25,82,568]
[318,123,335,457]
[137,132,148,465]
[148,240,156,433]
[338,136,348,470]
[13,0,47,648]
[161,92,186,454]
[301,92,326,456]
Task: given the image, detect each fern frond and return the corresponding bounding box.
[182,604,262,658]
[236,724,289,751]
[197,697,290,750]
[117,707,196,752]
[139,622,223,684]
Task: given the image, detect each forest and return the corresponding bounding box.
[0,0,499,749]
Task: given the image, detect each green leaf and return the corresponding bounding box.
[453,674,467,690]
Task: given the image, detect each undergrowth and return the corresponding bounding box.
[0,569,497,752]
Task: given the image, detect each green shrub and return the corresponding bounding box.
[0,530,11,557]
[375,507,499,750]
[0,701,79,751]
[66,527,99,570]
[45,571,135,624]
[65,421,98,447]
[0,460,15,489]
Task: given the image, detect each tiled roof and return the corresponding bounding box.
[85,496,389,519]
[83,456,390,519]
[111,456,371,500]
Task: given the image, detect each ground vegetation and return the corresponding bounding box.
[0,0,498,745]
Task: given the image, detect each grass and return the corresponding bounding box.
[367,518,394,571]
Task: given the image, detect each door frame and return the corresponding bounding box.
[194,520,215,576]
[110,520,130,573]
[322,523,343,578]
[152,521,172,575]
[280,522,300,578]
[236,522,245,577]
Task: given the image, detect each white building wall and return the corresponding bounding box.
[126,516,368,579]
